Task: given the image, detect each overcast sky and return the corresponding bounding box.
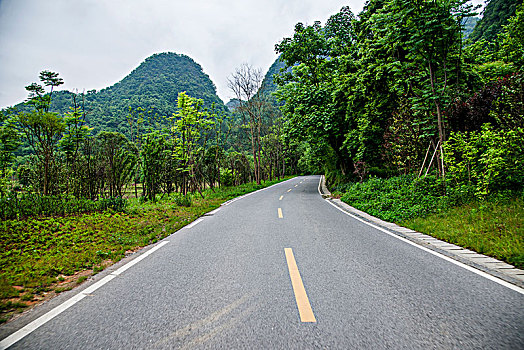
[0,0,484,109]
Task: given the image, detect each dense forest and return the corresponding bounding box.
[0,53,293,219]
[273,0,522,196]
[468,0,521,43]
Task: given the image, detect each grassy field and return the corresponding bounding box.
[401,197,523,269]
[0,178,290,323]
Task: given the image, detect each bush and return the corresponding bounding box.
[220,168,234,187]
[97,197,128,212]
[0,194,128,220]
[173,193,192,207]
[325,168,353,188]
[339,175,470,222]
[444,124,524,198]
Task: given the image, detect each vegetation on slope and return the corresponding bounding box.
[10,53,227,137]
[404,198,523,269]
[468,0,521,43]
[333,176,523,268]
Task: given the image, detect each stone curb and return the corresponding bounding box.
[319,175,524,289]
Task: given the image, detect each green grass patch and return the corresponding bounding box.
[0,177,290,323]
[402,198,523,268]
[76,276,88,284]
[54,286,73,294]
[338,175,466,222]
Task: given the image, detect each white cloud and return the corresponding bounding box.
[0,0,484,109]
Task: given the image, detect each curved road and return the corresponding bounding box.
[1,175,523,349]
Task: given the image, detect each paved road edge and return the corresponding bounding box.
[318,175,524,289]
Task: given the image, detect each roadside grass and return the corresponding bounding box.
[0,177,290,323]
[401,198,523,269]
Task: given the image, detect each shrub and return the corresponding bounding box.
[444,124,524,198]
[339,175,467,222]
[0,194,128,220]
[173,193,192,207]
[220,168,234,187]
[97,197,128,212]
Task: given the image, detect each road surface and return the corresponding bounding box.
[1,175,523,349]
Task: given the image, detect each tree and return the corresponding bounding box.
[16,71,66,195]
[363,0,475,176]
[170,92,211,196]
[25,70,64,112]
[228,64,266,184]
[208,106,232,188]
[141,131,170,201]
[59,93,93,195]
[275,9,357,176]
[0,110,20,196]
[97,131,138,198]
[17,111,65,195]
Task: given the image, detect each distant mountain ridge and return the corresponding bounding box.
[11,52,227,135]
[462,16,479,39]
[260,56,286,97]
[468,0,520,43]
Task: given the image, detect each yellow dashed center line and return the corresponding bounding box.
[284,248,316,323]
[278,208,283,218]
[287,189,292,192]
[279,196,283,201]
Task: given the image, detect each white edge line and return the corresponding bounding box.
[223,177,297,206]
[79,275,116,295]
[111,241,169,276]
[184,218,204,229]
[0,293,86,350]
[207,208,221,215]
[0,240,170,350]
[319,176,524,295]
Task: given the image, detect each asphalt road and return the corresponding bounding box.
[2,175,523,349]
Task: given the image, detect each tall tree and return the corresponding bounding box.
[170,92,211,195]
[0,110,20,196]
[17,110,65,195]
[228,64,266,184]
[365,0,475,175]
[97,131,138,198]
[275,8,362,176]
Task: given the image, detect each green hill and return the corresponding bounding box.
[225,98,241,111]
[11,52,226,135]
[260,56,287,97]
[462,16,480,39]
[469,0,520,43]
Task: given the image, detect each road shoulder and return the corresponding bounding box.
[318,175,524,289]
